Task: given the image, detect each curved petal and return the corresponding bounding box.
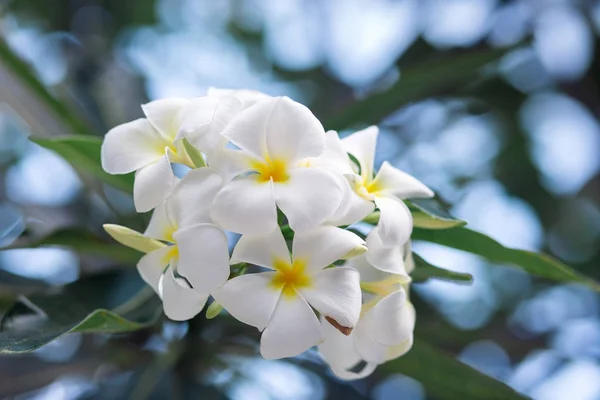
[144,199,178,242]
[364,227,409,276]
[174,223,230,293]
[137,246,171,294]
[274,168,343,232]
[293,226,365,272]
[263,97,325,163]
[133,153,177,213]
[230,228,291,268]
[383,302,416,362]
[370,289,411,346]
[318,318,378,381]
[211,177,278,235]
[344,254,390,284]
[327,179,375,226]
[142,97,189,140]
[161,265,208,321]
[178,96,243,152]
[103,224,166,253]
[221,99,270,159]
[353,320,389,364]
[101,118,165,174]
[403,242,415,274]
[307,131,355,175]
[374,195,412,247]
[298,267,361,328]
[207,87,272,109]
[341,126,378,181]
[213,272,281,331]
[170,167,223,227]
[370,162,433,199]
[260,295,322,359]
[206,148,255,182]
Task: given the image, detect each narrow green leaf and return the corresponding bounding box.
[326,47,510,130]
[412,227,600,291]
[362,199,465,230]
[30,135,134,193]
[0,271,161,353]
[380,339,528,400]
[181,138,207,168]
[0,37,91,135]
[411,252,473,283]
[3,228,142,265]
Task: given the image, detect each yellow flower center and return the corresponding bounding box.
[161,244,179,264]
[251,157,290,183]
[270,257,312,298]
[354,175,381,200]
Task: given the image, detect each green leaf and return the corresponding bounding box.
[181,138,207,168]
[30,135,134,193]
[0,38,91,136]
[3,228,142,265]
[325,47,510,130]
[205,302,223,319]
[381,339,528,400]
[408,198,467,229]
[412,227,600,291]
[362,198,466,230]
[0,270,161,353]
[411,252,473,283]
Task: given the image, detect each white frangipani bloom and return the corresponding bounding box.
[214,226,365,360]
[207,87,272,109]
[210,96,344,234]
[342,126,434,247]
[102,96,243,212]
[105,168,230,321]
[319,246,416,380]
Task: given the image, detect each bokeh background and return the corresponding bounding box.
[1,0,600,399]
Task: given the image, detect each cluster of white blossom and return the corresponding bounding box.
[101,89,433,380]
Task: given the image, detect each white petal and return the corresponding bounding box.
[101,118,166,174]
[170,167,223,227]
[341,126,378,181]
[364,227,409,276]
[161,265,208,321]
[344,254,390,283]
[374,195,412,247]
[298,267,361,328]
[221,99,270,159]
[174,223,230,293]
[371,162,434,199]
[327,178,375,226]
[133,153,177,212]
[260,295,322,359]
[137,246,171,294]
[274,168,343,232]
[352,320,389,364]
[144,197,178,242]
[206,148,255,182]
[142,97,189,140]
[103,224,166,253]
[230,228,291,268]
[263,97,325,163]
[207,87,272,109]
[403,242,415,274]
[318,319,378,380]
[307,130,355,175]
[293,226,365,272]
[383,302,416,362]
[211,177,278,235]
[178,96,243,152]
[213,272,281,331]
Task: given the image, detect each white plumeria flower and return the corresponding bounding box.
[207,87,272,109]
[105,168,230,321]
[213,226,365,360]
[319,245,415,380]
[210,96,344,234]
[341,126,434,247]
[102,96,243,212]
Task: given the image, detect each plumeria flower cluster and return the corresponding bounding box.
[101,88,433,379]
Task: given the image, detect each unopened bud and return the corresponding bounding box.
[342,244,367,260]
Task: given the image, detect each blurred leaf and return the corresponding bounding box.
[3,228,141,265]
[0,37,91,135]
[0,270,161,353]
[412,227,600,291]
[411,253,473,283]
[381,339,528,400]
[30,135,134,193]
[363,198,466,230]
[326,47,510,130]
